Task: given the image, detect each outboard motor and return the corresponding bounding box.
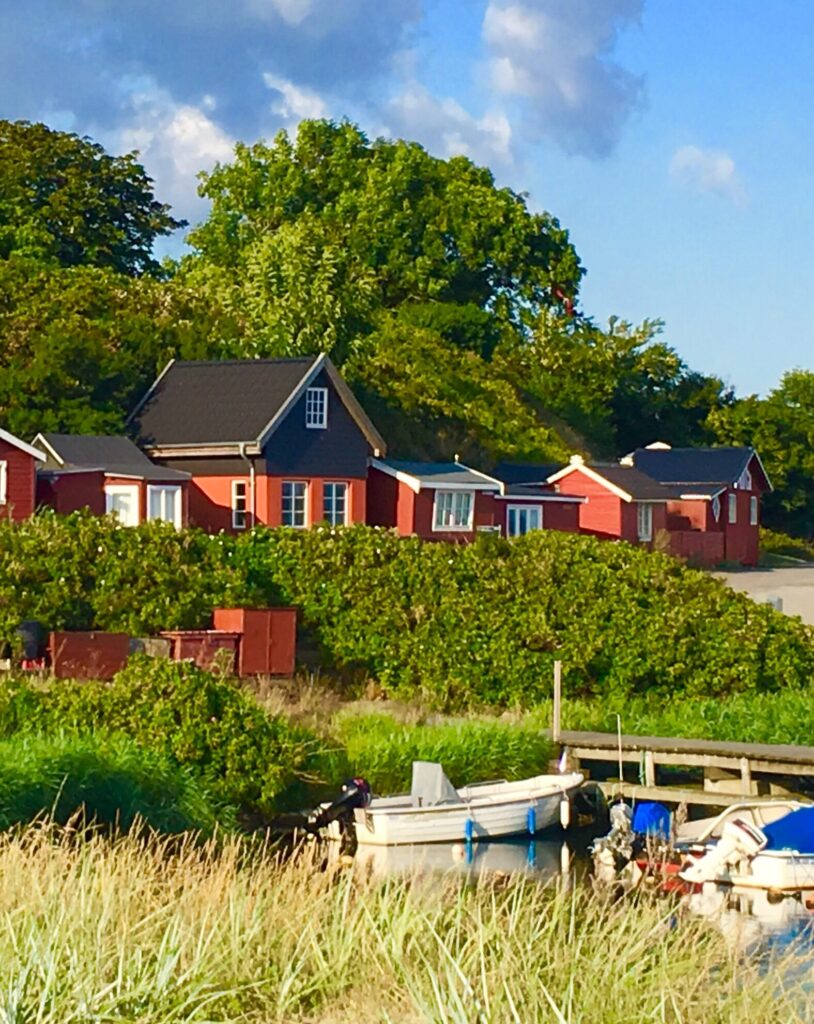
[679,818,767,885]
[307,777,371,833]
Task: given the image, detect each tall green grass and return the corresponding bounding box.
[0,826,807,1023]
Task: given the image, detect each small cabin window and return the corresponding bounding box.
[507,505,543,537]
[636,503,653,542]
[0,460,6,504]
[433,490,474,531]
[148,485,182,528]
[728,492,737,524]
[323,482,348,525]
[305,387,328,429]
[282,481,308,527]
[738,467,753,491]
[232,480,248,529]
[711,495,721,522]
[750,495,759,526]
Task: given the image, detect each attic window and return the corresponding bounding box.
[305,387,328,429]
[738,467,753,491]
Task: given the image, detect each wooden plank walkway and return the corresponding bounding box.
[549,729,814,807]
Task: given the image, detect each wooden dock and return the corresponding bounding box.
[553,729,814,808]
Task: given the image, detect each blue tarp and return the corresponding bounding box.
[762,807,814,853]
[632,801,671,838]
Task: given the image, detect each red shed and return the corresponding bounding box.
[0,428,46,522]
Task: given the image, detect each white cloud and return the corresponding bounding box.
[245,0,316,25]
[669,145,748,206]
[482,0,643,157]
[263,73,328,121]
[386,85,513,167]
[117,86,235,223]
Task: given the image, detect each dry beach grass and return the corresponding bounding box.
[0,824,810,1023]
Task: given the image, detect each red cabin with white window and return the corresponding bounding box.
[366,459,582,541]
[130,355,385,533]
[33,434,189,527]
[0,428,46,522]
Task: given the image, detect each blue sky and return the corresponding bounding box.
[3,0,812,394]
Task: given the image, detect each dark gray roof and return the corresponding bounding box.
[630,446,755,486]
[493,461,563,485]
[132,357,318,446]
[378,459,500,488]
[584,464,673,501]
[37,434,188,482]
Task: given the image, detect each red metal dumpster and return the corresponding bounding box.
[49,631,130,680]
[160,630,240,673]
[212,608,297,676]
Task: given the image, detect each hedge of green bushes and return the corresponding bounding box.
[2,513,813,707]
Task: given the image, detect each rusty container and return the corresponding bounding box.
[212,608,297,676]
[160,630,240,673]
[49,631,130,680]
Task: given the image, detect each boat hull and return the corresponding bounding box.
[730,852,814,892]
[351,773,584,846]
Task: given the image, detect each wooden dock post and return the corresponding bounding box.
[552,661,562,743]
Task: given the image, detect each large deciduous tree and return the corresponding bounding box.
[0,120,184,276]
[709,370,814,538]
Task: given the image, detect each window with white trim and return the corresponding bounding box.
[231,480,248,529]
[282,481,308,527]
[305,387,328,429]
[323,482,347,525]
[738,467,753,491]
[728,492,737,524]
[637,503,653,542]
[750,495,759,526]
[105,484,140,527]
[433,490,474,531]
[147,485,182,528]
[0,460,6,505]
[507,505,542,537]
[711,495,721,522]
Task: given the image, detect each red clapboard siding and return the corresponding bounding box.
[0,439,36,521]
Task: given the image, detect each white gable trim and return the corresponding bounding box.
[30,433,65,466]
[747,450,773,493]
[546,462,635,503]
[125,359,176,426]
[0,428,46,462]
[369,459,501,493]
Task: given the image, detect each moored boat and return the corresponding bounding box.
[328,761,584,847]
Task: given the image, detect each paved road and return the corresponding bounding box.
[718,566,814,626]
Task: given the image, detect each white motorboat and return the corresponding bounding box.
[680,806,814,892]
[676,799,807,843]
[329,761,584,847]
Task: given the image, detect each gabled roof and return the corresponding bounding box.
[629,446,771,489]
[33,433,189,482]
[548,458,671,503]
[370,459,502,493]
[130,354,386,455]
[492,461,564,486]
[0,427,45,462]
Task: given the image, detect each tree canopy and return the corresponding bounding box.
[0,120,184,276]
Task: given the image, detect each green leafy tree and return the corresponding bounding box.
[0,257,240,436]
[709,370,814,537]
[0,120,184,276]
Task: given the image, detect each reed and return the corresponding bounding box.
[0,825,808,1023]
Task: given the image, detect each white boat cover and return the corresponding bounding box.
[410,761,462,807]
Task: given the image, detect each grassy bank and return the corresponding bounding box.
[0,826,807,1023]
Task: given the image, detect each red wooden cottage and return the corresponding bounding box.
[626,443,771,566]
[366,459,583,541]
[0,428,45,522]
[547,456,671,549]
[130,355,386,532]
[33,434,191,527]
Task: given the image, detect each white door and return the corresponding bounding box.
[105,484,140,526]
[147,485,182,528]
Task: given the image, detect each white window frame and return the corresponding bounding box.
[637,502,653,542]
[750,495,759,526]
[506,504,543,538]
[282,480,308,528]
[0,460,6,505]
[711,495,721,522]
[323,481,348,526]
[147,484,182,528]
[432,490,474,531]
[728,492,737,524]
[104,484,140,527]
[305,387,328,429]
[738,467,753,491]
[231,480,248,530]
